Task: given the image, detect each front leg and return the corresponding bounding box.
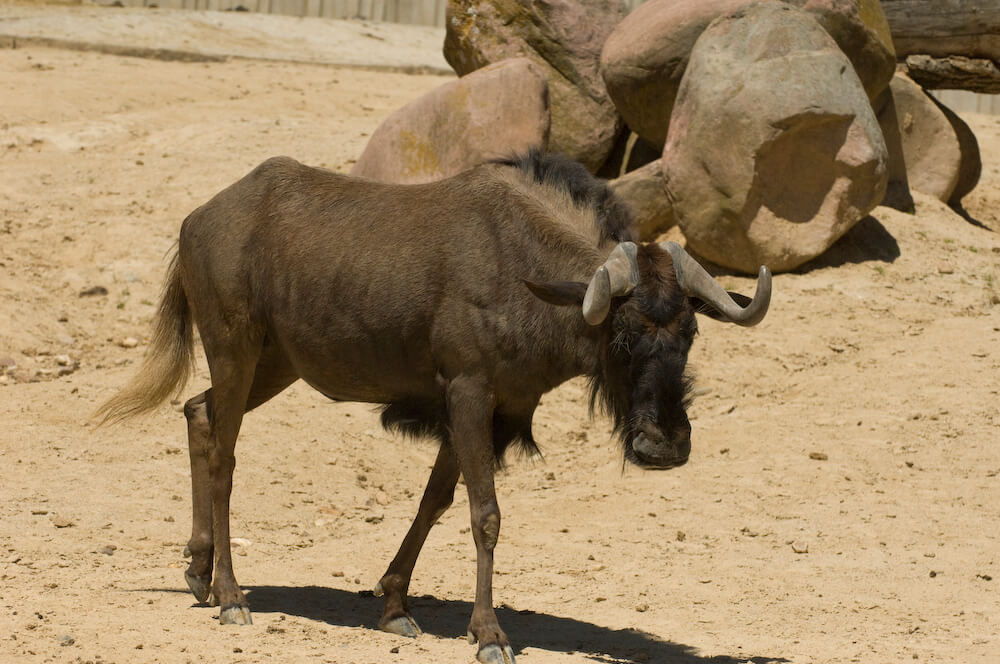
[447,376,515,664]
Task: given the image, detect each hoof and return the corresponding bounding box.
[380,615,422,638]
[477,643,515,664]
[373,581,384,597]
[184,572,212,603]
[219,605,252,625]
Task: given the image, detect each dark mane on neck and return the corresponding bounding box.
[493,149,637,245]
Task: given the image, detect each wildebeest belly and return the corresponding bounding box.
[264,302,443,405]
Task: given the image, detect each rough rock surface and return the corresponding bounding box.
[351,58,549,184]
[600,0,896,147]
[888,72,961,202]
[608,159,675,240]
[663,3,888,273]
[443,0,624,172]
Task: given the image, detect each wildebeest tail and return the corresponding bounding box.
[94,252,195,425]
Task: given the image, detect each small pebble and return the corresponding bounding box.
[55,354,71,366]
[676,531,686,542]
[937,263,954,274]
[99,545,116,555]
[78,285,108,297]
[635,603,649,612]
[390,646,400,654]
[58,635,74,647]
[50,515,74,528]
[118,337,139,348]
[791,541,809,554]
[365,514,384,524]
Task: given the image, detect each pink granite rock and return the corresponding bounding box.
[351,58,549,184]
[443,0,625,171]
[888,72,961,202]
[601,0,895,147]
[663,3,887,273]
[608,159,675,240]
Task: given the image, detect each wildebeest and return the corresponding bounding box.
[97,150,770,664]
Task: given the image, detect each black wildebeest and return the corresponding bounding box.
[97,150,770,664]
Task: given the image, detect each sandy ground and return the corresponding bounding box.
[0,4,450,73]
[2,13,999,664]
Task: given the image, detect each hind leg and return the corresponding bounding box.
[183,390,214,603]
[201,346,261,625]
[182,345,297,615]
[375,442,460,636]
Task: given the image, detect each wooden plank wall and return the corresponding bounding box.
[131,0,448,23]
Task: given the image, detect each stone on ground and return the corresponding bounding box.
[608,159,675,240]
[443,0,624,172]
[663,3,887,273]
[888,72,961,202]
[600,0,895,147]
[351,58,549,184]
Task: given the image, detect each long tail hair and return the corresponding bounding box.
[94,252,194,424]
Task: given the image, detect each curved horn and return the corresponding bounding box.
[582,242,640,325]
[660,241,771,327]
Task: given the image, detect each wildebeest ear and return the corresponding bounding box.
[689,292,753,321]
[523,280,588,307]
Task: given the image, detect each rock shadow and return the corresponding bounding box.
[240,585,788,664]
[949,201,993,231]
[794,214,900,272]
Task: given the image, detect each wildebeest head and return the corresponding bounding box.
[527,241,771,469]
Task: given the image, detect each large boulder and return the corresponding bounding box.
[600,0,896,147]
[663,3,888,274]
[351,58,549,184]
[887,73,961,202]
[443,0,625,172]
[608,159,676,240]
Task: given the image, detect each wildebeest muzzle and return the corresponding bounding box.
[631,424,691,469]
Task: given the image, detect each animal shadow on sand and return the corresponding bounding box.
[236,585,787,664]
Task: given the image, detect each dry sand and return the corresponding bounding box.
[1,11,999,664]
